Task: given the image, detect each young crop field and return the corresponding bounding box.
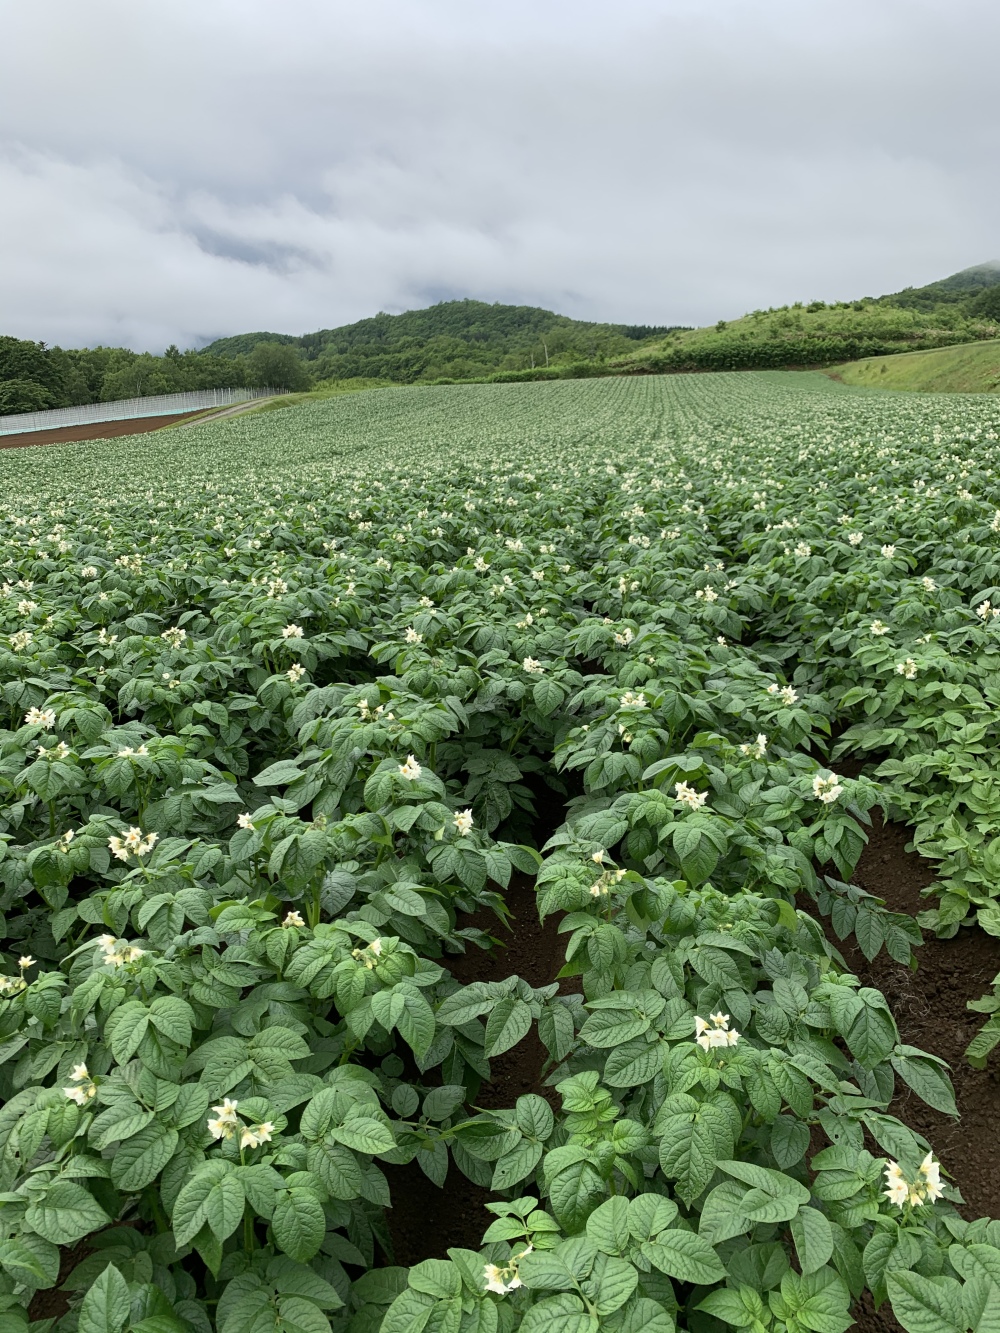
[4,370,1000,1333]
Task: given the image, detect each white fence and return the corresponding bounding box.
[0,387,279,436]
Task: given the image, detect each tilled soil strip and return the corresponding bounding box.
[0,412,206,449]
[383,875,575,1267]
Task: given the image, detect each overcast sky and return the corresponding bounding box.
[0,0,997,350]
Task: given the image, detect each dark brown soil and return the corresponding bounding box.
[829,813,1000,1332]
[383,875,575,1266]
[28,1239,92,1321]
[0,411,204,448]
[832,813,1000,1221]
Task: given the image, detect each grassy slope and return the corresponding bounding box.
[831,340,1000,393]
[604,263,1000,378]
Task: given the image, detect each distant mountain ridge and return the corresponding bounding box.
[876,261,1000,312]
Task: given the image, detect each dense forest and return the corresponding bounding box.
[201,301,681,383]
[2,266,998,415]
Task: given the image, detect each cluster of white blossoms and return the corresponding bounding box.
[207,1098,275,1150]
[117,744,149,758]
[739,733,768,760]
[694,585,719,602]
[921,577,937,591]
[24,707,56,729]
[589,866,627,896]
[483,1245,533,1296]
[895,658,918,679]
[847,531,864,546]
[812,773,844,804]
[96,934,146,967]
[358,699,394,722]
[281,623,304,640]
[282,910,304,928]
[160,626,187,648]
[695,1013,740,1051]
[37,741,70,761]
[766,683,799,706]
[0,955,34,996]
[398,755,422,781]
[870,620,889,636]
[793,542,812,558]
[108,827,158,861]
[351,938,384,969]
[883,1154,944,1209]
[453,809,474,836]
[614,627,634,646]
[63,1062,98,1105]
[56,829,75,853]
[522,657,543,674]
[619,691,647,709]
[880,544,896,558]
[976,600,1000,622]
[287,663,306,683]
[674,781,709,811]
[10,630,32,652]
[404,627,423,644]
[81,565,98,578]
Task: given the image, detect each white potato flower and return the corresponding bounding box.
[240,1122,275,1150]
[453,809,474,836]
[207,1098,241,1141]
[883,1154,944,1209]
[674,781,708,811]
[695,1012,740,1051]
[398,755,422,781]
[812,772,844,804]
[739,733,768,759]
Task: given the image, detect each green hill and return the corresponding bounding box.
[608,262,1000,377]
[202,299,682,383]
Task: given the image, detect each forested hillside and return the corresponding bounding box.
[202,300,679,383]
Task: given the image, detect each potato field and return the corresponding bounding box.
[3,371,1000,1333]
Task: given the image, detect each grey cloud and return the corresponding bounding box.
[0,0,997,349]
